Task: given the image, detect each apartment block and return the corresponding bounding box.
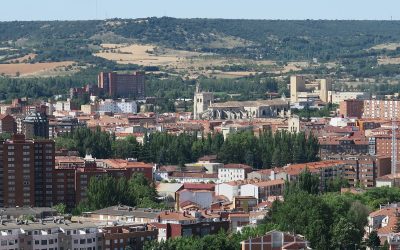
[0,134,54,207]
[0,221,103,250]
[98,99,137,114]
[363,99,400,119]
[102,224,157,250]
[98,72,145,99]
[339,99,364,118]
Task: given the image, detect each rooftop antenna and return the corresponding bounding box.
[392,103,397,175]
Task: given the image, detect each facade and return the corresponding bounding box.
[55,100,72,112]
[49,117,86,138]
[151,211,230,241]
[328,91,369,104]
[0,114,16,134]
[218,164,253,183]
[290,75,331,103]
[207,99,289,120]
[322,154,391,188]
[363,100,400,119]
[193,82,214,120]
[376,173,400,187]
[102,225,157,250]
[98,72,145,98]
[0,221,103,250]
[318,136,369,158]
[278,161,347,191]
[339,99,364,118]
[0,134,54,207]
[290,75,306,103]
[240,180,285,202]
[98,99,137,114]
[20,112,49,139]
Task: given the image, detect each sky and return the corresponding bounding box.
[1,0,400,21]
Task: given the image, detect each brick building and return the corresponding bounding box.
[53,157,153,207]
[339,99,364,118]
[98,72,145,99]
[322,154,391,187]
[151,210,230,241]
[0,114,16,134]
[102,224,158,250]
[363,100,400,119]
[0,134,54,207]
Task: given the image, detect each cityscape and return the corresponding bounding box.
[2,1,400,250]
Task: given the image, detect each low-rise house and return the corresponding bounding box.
[156,183,184,206]
[83,205,162,224]
[0,207,57,220]
[168,172,218,183]
[368,205,400,244]
[232,196,258,212]
[229,213,250,232]
[176,189,214,210]
[247,169,273,181]
[376,173,400,188]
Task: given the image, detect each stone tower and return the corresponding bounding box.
[193,82,214,120]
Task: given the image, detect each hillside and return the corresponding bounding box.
[1,18,400,79]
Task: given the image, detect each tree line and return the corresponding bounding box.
[56,127,319,169]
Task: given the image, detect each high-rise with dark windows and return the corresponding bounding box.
[98,71,145,99]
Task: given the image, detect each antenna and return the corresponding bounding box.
[392,102,397,175]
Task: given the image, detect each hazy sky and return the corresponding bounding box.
[1,0,400,21]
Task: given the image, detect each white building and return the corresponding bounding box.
[99,99,137,114]
[0,221,102,250]
[218,164,253,183]
[328,91,369,104]
[177,189,213,209]
[55,99,72,112]
[215,182,241,201]
[240,179,285,202]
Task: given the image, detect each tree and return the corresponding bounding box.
[52,203,67,215]
[366,231,380,250]
[331,217,360,250]
[285,168,320,195]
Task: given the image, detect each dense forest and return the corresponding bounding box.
[55,127,319,169]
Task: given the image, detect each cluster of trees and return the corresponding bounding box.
[217,130,319,168]
[292,103,338,118]
[56,128,319,169]
[74,174,161,214]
